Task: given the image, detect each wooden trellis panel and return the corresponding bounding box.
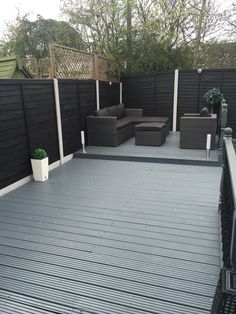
[21,58,50,78]
[51,44,94,79]
[21,58,39,78]
[50,43,120,82]
[97,56,119,82]
[39,58,51,78]
[22,44,120,81]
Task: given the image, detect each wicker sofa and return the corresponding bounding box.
[86,103,170,146]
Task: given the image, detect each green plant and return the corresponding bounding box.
[31,148,48,160]
[203,88,224,109]
[106,64,120,79]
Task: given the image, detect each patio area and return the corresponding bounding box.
[0,158,221,314]
[76,132,219,166]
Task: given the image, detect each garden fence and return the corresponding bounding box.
[0,79,119,190]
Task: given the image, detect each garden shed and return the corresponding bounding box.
[0,56,32,78]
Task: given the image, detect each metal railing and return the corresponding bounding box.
[212,127,236,313]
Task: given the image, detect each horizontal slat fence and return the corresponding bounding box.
[122,73,175,127]
[99,81,120,109]
[177,69,236,131]
[0,79,120,190]
[122,69,236,136]
[0,80,60,189]
[58,80,97,155]
[0,83,31,189]
[1,69,236,189]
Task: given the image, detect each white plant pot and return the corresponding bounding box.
[31,157,49,181]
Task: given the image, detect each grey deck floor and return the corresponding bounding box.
[0,158,221,314]
[76,132,218,165]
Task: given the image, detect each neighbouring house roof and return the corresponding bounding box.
[0,56,32,78]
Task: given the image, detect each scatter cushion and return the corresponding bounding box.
[200,107,210,117]
[135,122,165,131]
[96,108,109,116]
[116,103,126,119]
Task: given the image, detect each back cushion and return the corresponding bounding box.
[116,103,126,119]
[96,108,109,116]
[107,105,118,117]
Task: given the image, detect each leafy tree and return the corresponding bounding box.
[61,0,195,73]
[0,14,85,59]
[225,3,236,39]
[185,0,224,67]
[201,41,236,68]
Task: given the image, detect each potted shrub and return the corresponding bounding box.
[31,148,48,181]
[203,88,224,113]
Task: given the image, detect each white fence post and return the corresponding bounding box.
[53,78,64,165]
[172,69,179,132]
[96,80,100,110]
[120,82,123,103]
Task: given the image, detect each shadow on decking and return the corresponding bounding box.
[75,132,219,167]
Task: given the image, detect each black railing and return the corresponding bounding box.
[218,100,228,164]
[212,127,236,314]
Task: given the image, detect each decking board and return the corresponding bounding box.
[0,158,221,313]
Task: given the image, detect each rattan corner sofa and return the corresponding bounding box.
[86,103,170,146]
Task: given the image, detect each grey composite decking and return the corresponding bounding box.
[75,132,219,166]
[0,158,221,314]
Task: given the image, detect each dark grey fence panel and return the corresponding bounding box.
[122,76,140,108]
[177,70,200,130]
[77,80,96,131]
[0,83,31,189]
[122,73,174,124]
[156,73,174,121]
[59,80,81,156]
[199,70,223,109]
[178,69,236,135]
[0,79,59,190]
[137,75,156,116]
[22,81,59,163]
[100,81,120,109]
[221,71,236,138]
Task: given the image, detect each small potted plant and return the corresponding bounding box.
[31,148,48,181]
[203,88,224,113]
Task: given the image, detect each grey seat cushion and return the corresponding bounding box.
[116,117,133,130]
[135,122,165,131]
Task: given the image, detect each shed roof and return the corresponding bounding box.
[0,56,32,78]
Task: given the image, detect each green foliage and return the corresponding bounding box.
[31,148,48,160]
[106,63,120,78]
[203,88,224,107]
[0,14,84,59]
[60,0,223,74]
[201,41,236,69]
[0,1,230,74]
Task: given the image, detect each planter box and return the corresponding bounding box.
[31,157,48,181]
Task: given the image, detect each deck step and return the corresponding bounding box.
[74,152,220,167]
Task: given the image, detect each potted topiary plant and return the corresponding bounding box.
[31,148,48,181]
[203,88,224,113]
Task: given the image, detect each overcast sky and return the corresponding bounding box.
[0,0,61,36]
[0,0,235,38]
